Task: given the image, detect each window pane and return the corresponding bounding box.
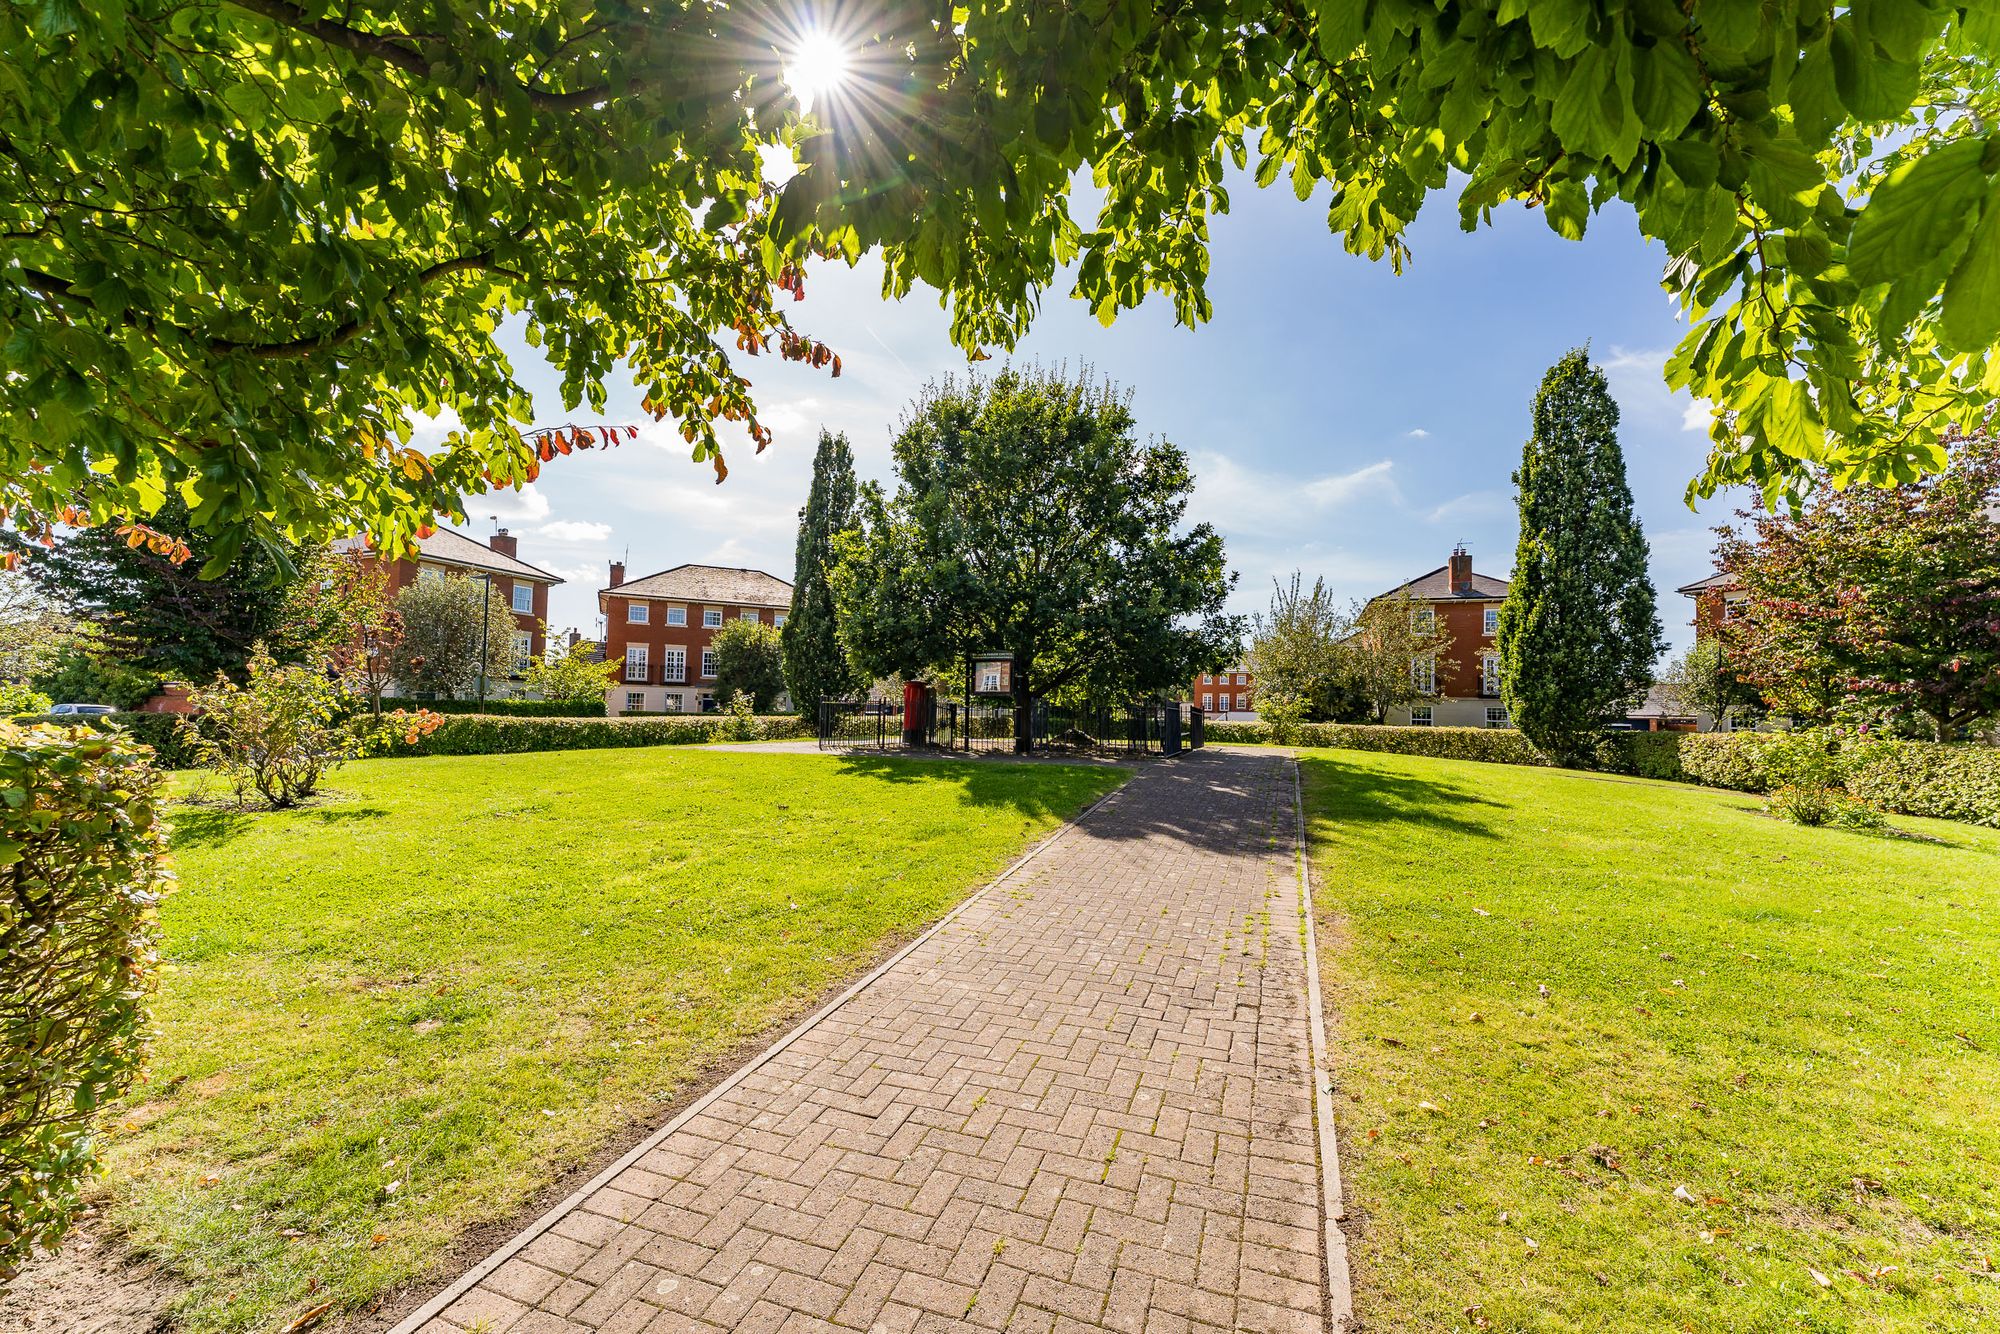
[666,606,685,626]
[511,584,534,614]
[628,603,648,623]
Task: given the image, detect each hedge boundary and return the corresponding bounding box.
[378,713,813,757]
[376,696,605,717]
[1206,720,2000,828]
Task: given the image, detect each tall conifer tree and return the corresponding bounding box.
[783,430,864,711]
[1498,349,1664,765]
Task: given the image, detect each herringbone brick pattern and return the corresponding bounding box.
[408,750,1326,1334]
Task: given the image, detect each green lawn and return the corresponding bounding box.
[1303,751,2000,1333]
[102,748,1122,1334]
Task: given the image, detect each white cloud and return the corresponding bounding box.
[1192,452,1402,535]
[469,485,551,523]
[1405,427,1430,439]
[539,520,613,543]
[1424,490,1513,525]
[1681,400,1713,433]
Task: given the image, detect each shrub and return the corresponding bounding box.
[180,645,363,807]
[1841,739,2000,827]
[1204,719,1549,765]
[29,645,161,712]
[1768,782,1840,826]
[0,722,172,1280]
[1597,731,1686,781]
[724,693,764,741]
[0,682,52,719]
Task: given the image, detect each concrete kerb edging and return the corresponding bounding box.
[1291,756,1356,1331]
[385,777,1133,1334]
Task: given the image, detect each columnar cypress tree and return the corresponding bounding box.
[783,429,864,711]
[1498,349,1665,766]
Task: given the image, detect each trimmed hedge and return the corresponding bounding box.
[1206,719,2000,828]
[379,713,813,757]
[377,696,606,718]
[6,713,200,770]
[0,722,172,1278]
[1206,720,1548,766]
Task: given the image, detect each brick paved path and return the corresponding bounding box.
[400,749,1332,1334]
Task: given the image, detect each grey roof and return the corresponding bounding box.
[606,563,793,607]
[1374,564,1510,602]
[1628,683,1695,719]
[333,526,561,583]
[1675,570,1738,595]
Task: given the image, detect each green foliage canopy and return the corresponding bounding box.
[7,0,2000,552]
[389,573,517,699]
[832,367,1239,737]
[709,617,788,712]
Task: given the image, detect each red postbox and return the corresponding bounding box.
[902,680,928,747]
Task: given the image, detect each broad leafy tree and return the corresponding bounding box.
[1499,350,1664,765]
[389,574,515,699]
[324,561,404,716]
[5,500,323,682]
[1656,637,1760,731]
[523,638,616,705]
[783,430,863,710]
[711,618,788,712]
[1339,591,1460,724]
[0,571,76,685]
[1247,572,1359,721]
[833,368,1239,750]
[1716,430,2000,739]
[7,3,2000,555]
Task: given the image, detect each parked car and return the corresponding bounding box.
[49,703,118,716]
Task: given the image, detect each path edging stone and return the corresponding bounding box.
[1293,755,1355,1330]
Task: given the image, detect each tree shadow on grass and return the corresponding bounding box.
[1297,753,1509,842]
[168,807,255,850]
[829,752,1127,823]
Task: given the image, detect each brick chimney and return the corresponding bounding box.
[1448,545,1473,596]
[609,560,626,588]
[488,527,518,559]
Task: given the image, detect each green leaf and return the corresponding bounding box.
[1788,39,1844,144]
[1942,193,2000,352]
[1314,0,1368,59]
[1527,0,1596,58]
[1846,138,1991,286]
[1696,0,1764,52]
[1857,0,1945,63]
[1632,40,1702,136]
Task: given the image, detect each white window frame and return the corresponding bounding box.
[623,644,648,683]
[510,583,534,614]
[627,602,649,624]
[511,629,533,673]
[661,646,687,683]
[1235,693,1246,710]
[665,605,686,627]
[702,608,723,628]
[1234,672,1246,685]
[1202,673,1213,685]
[1411,655,1436,695]
[1411,606,1436,634]
[773,613,787,627]
[417,565,443,583]
[1201,693,1213,711]
[663,693,683,712]
[1483,606,1499,636]
[1481,653,1500,695]
[700,648,717,679]
[1410,705,1434,727]
[739,609,759,623]
[1485,705,1510,729]
[624,692,645,713]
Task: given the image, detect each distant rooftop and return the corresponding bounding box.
[1674,570,1739,596]
[605,563,793,607]
[1373,564,1510,602]
[334,526,562,583]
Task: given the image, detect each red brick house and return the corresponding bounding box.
[599,563,794,714]
[1369,547,1513,728]
[1191,665,1256,718]
[336,525,563,677]
[1677,569,1743,643]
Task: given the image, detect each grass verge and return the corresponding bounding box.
[1303,750,2000,1332]
[99,748,1122,1333]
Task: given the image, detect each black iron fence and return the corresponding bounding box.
[819,698,1204,756]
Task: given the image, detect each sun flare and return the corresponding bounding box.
[783,30,852,117]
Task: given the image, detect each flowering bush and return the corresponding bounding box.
[179,644,362,808]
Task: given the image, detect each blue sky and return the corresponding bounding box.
[462,174,1734,659]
